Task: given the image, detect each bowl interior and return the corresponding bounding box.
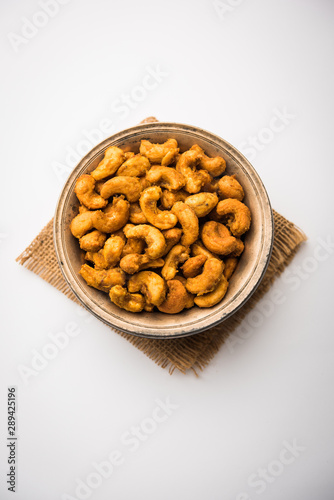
[54,123,273,338]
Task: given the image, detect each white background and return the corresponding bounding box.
[1,0,334,499]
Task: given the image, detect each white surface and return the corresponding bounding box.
[1,1,334,499]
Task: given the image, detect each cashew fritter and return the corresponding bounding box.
[128,271,167,306]
[201,221,239,256]
[85,234,125,269]
[139,186,178,230]
[79,230,107,252]
[100,176,142,202]
[116,154,150,177]
[191,240,220,260]
[79,264,125,292]
[74,174,108,209]
[70,211,95,238]
[176,147,212,193]
[161,228,182,255]
[171,201,199,247]
[185,258,224,296]
[194,275,229,307]
[129,202,148,224]
[93,197,130,233]
[146,166,185,191]
[109,285,145,312]
[120,254,164,274]
[161,244,189,281]
[91,146,125,181]
[160,189,188,209]
[181,255,207,278]
[202,178,220,193]
[121,237,145,257]
[185,192,218,217]
[223,256,238,280]
[157,280,189,314]
[140,139,179,166]
[191,144,226,177]
[218,175,244,201]
[216,199,251,236]
[123,224,166,259]
[173,275,195,308]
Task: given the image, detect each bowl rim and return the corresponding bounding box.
[54,122,274,338]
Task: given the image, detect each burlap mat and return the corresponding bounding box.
[16,119,307,374]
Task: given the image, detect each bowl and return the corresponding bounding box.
[54,122,274,338]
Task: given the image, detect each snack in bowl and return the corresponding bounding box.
[69,139,252,314]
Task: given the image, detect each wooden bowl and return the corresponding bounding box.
[54,122,273,338]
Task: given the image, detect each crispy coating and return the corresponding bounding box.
[128,271,167,306]
[185,258,224,296]
[161,228,182,256]
[100,176,142,202]
[201,221,239,256]
[123,224,166,259]
[160,189,188,209]
[79,230,107,252]
[121,236,145,257]
[161,244,189,280]
[74,174,108,210]
[70,211,95,238]
[79,264,125,292]
[120,254,164,274]
[201,178,220,193]
[182,255,207,278]
[185,192,218,217]
[194,274,229,307]
[85,234,125,269]
[109,285,145,312]
[216,199,251,236]
[158,280,189,314]
[146,166,185,191]
[139,186,178,230]
[171,201,199,247]
[116,154,150,177]
[176,147,212,193]
[78,204,89,214]
[223,256,239,280]
[93,197,130,233]
[173,275,195,308]
[129,202,148,224]
[230,239,245,257]
[218,175,244,201]
[190,144,226,177]
[140,138,179,166]
[91,146,125,181]
[191,240,220,260]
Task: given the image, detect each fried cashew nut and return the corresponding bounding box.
[70,211,95,239]
[129,202,148,224]
[85,234,125,269]
[223,256,239,280]
[191,144,226,177]
[202,178,220,193]
[201,221,239,256]
[116,154,150,177]
[91,146,125,181]
[120,254,164,274]
[194,275,229,308]
[216,199,251,236]
[161,228,182,256]
[185,192,218,217]
[191,240,220,260]
[93,197,130,233]
[121,237,145,257]
[173,275,195,309]
[123,224,166,259]
[79,264,125,292]
[161,244,189,281]
[109,285,145,312]
[140,138,179,166]
[157,280,189,314]
[74,175,108,209]
[181,255,207,278]
[218,175,244,201]
[171,201,199,247]
[79,230,107,252]
[176,147,212,193]
[139,186,178,230]
[160,189,188,209]
[128,271,167,306]
[100,176,142,202]
[185,258,224,296]
[146,166,185,191]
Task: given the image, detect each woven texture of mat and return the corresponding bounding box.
[16,118,307,373]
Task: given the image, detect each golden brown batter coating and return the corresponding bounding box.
[79,230,107,252]
[79,264,125,292]
[158,280,189,314]
[182,255,207,278]
[161,244,189,281]
[146,166,185,191]
[123,224,166,259]
[201,221,239,256]
[100,176,142,202]
[185,258,224,296]
[140,138,179,165]
[93,197,130,233]
[109,285,145,312]
[128,271,167,306]
[185,192,218,217]
[116,154,150,177]
[216,198,251,236]
[74,174,108,210]
[139,186,178,230]
[91,146,125,181]
[171,201,199,247]
[218,175,244,201]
